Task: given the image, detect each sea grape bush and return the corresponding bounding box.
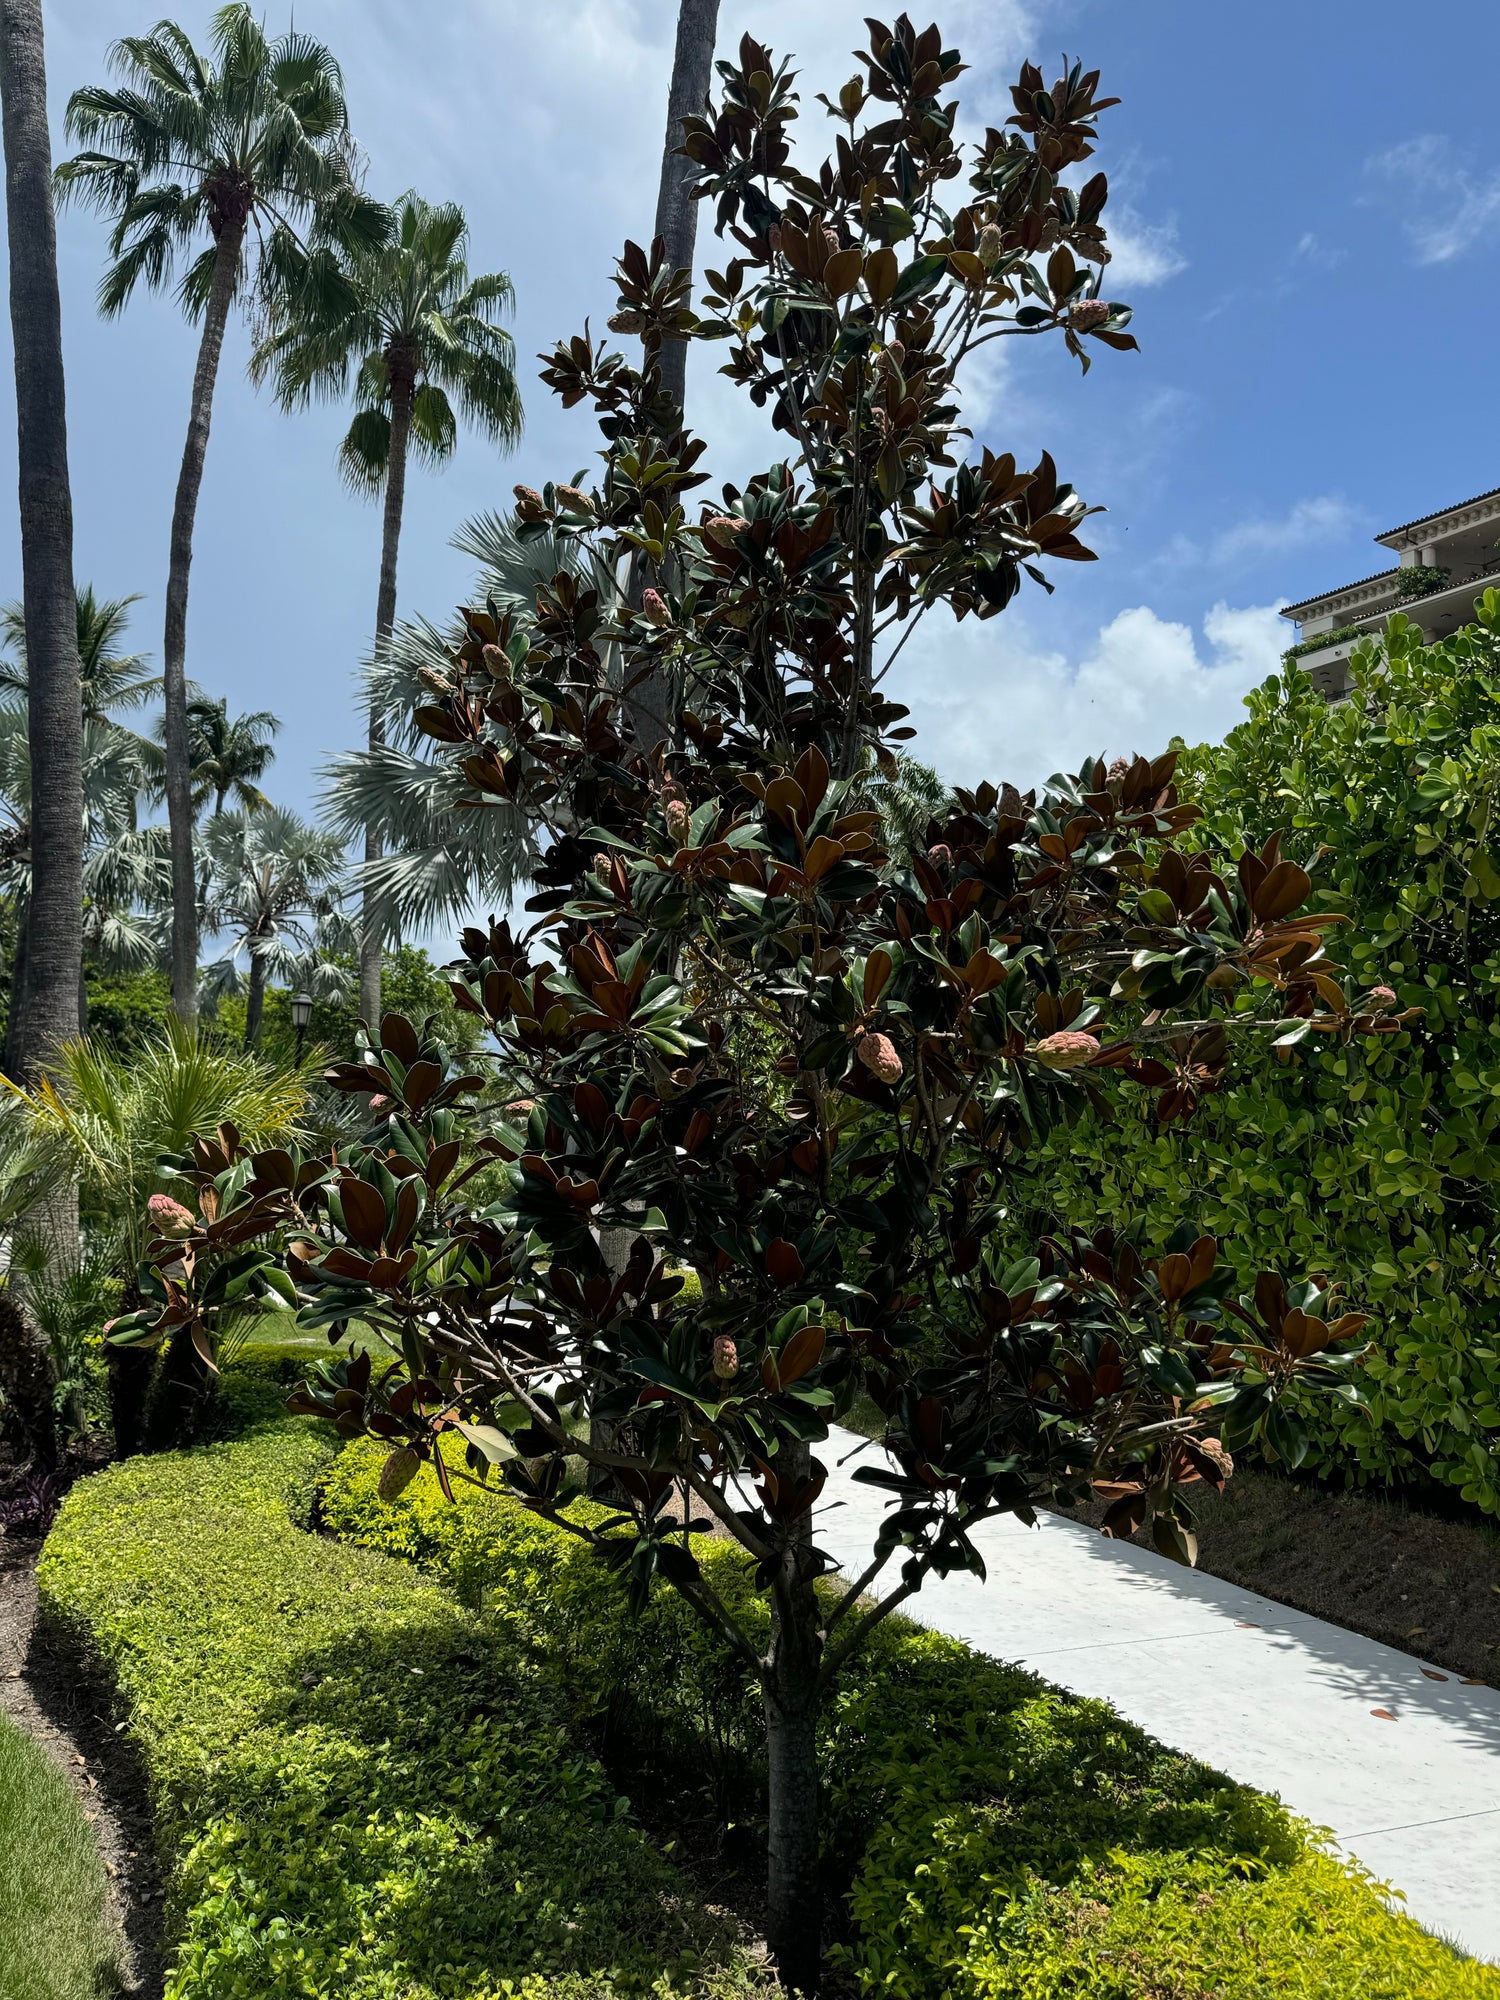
[110,19,1394,1990]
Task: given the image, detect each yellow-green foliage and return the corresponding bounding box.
[325,1440,1500,1999]
[37,1364,767,2000]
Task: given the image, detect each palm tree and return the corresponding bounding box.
[654,1,720,413]
[198,806,352,1048]
[320,509,563,945]
[0,585,158,725]
[143,691,278,818]
[0,0,83,1095]
[57,6,387,1023]
[255,191,522,1029]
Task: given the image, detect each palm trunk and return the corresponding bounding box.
[163,217,245,1023]
[653,0,720,414]
[0,0,80,1457]
[359,369,413,1034]
[243,946,267,1049]
[762,1440,824,1993]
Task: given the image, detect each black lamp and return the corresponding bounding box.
[290,990,314,1058]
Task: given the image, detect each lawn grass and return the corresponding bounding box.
[0,1707,123,2000]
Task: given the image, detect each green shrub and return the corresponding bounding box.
[1006,605,1500,1513]
[325,1441,1499,1999]
[38,1392,767,1999]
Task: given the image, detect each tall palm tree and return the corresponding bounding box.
[255,191,522,1029]
[144,691,278,818]
[0,0,83,1093]
[654,1,720,413]
[57,6,387,1023]
[0,0,85,1458]
[198,805,352,1048]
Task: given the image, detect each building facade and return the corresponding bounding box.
[1279,486,1500,698]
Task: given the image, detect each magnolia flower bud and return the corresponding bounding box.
[823,227,840,255]
[1370,985,1396,1004]
[977,223,1003,269]
[642,588,671,628]
[884,339,906,370]
[378,1447,422,1502]
[512,483,547,520]
[928,843,953,869]
[665,797,690,840]
[557,484,594,513]
[1033,1030,1100,1071]
[592,851,613,886]
[768,224,783,252]
[146,1193,194,1238]
[704,515,741,549]
[712,1335,740,1381]
[1068,299,1112,333]
[857,1031,903,1083]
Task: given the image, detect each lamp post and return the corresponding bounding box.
[290,990,314,1061]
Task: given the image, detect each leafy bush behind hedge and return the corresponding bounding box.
[1006,608,1500,1513]
[324,1433,1499,1999]
[37,1360,767,2000]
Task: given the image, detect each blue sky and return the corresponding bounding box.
[5,0,1499,821]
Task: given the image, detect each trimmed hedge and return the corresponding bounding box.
[324,1436,1500,2000]
[37,1360,768,2000]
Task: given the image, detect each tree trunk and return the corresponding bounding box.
[0,0,79,1459]
[2,886,28,1080]
[243,945,266,1049]
[762,1437,824,1993]
[653,0,720,415]
[359,369,413,1035]
[163,218,245,1023]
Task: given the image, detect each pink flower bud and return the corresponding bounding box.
[712,1335,740,1381]
[1370,986,1396,1003]
[704,515,741,549]
[557,484,594,514]
[1033,1030,1101,1071]
[147,1193,194,1238]
[642,588,671,628]
[856,1032,903,1084]
[665,797,690,840]
[1069,299,1112,332]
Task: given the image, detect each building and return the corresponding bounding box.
[1278,486,1500,698]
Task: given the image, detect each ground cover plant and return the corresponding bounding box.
[0,1704,125,2000]
[111,19,1406,1989]
[1006,606,1500,1514]
[38,1359,768,2000]
[323,1435,1500,2000]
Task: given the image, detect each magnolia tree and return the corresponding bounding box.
[112,22,1394,1992]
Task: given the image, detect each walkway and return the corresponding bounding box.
[817,1425,1500,1965]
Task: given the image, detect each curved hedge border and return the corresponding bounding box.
[36,1362,767,2000]
[323,1434,1500,2000]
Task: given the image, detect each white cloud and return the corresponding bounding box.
[1103,210,1186,289]
[886,598,1288,791]
[1208,494,1360,565]
[1365,135,1500,265]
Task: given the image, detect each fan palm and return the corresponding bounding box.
[57,5,388,1022]
[198,805,352,1048]
[254,191,522,1027]
[0,585,158,726]
[319,508,575,945]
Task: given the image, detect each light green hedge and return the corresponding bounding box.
[36,1362,766,2000]
[325,1436,1500,2000]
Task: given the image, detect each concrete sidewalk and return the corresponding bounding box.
[816,1425,1500,1964]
